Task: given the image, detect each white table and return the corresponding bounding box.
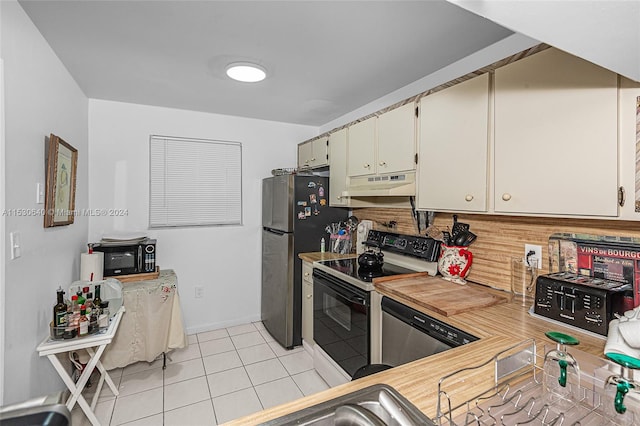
[37,307,125,426]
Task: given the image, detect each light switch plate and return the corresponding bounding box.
[10,231,21,259]
[36,183,44,204]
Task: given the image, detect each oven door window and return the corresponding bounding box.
[313,275,369,377]
[323,293,352,331]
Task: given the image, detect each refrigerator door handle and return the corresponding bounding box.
[264,227,287,236]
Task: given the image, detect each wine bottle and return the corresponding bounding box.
[53,287,67,339]
[93,284,102,309]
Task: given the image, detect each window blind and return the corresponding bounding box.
[149,136,242,228]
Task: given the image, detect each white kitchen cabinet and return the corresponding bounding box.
[347,104,416,178]
[494,48,619,216]
[417,74,489,212]
[347,117,376,177]
[617,77,640,220]
[328,128,349,206]
[301,261,314,346]
[377,102,416,174]
[298,137,329,169]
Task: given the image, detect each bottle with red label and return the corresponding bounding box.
[78,305,89,336]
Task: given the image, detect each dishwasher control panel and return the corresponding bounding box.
[382,297,478,348]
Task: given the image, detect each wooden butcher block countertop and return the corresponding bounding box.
[226,254,607,425]
[374,272,510,316]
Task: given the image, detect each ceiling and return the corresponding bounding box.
[18,0,513,126]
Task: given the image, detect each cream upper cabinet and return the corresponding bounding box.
[347,104,416,178]
[298,137,328,169]
[347,117,376,177]
[298,141,312,169]
[377,102,416,174]
[328,128,349,206]
[617,77,640,220]
[494,48,619,217]
[417,74,489,212]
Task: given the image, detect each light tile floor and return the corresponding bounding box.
[72,321,329,425]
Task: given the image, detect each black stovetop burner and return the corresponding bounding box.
[319,258,415,283]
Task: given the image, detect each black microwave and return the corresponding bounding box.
[92,239,156,277]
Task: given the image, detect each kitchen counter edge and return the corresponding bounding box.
[298,252,356,262]
[225,257,607,425]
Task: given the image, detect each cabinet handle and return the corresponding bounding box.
[379,161,386,167]
[311,158,316,162]
[502,193,512,201]
[363,163,370,169]
[465,194,474,202]
[336,196,342,200]
[306,294,312,299]
[304,272,310,277]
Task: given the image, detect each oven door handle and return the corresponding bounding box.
[348,295,366,305]
[313,269,369,307]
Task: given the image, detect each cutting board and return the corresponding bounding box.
[374,273,509,316]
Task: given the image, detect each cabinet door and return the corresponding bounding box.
[417,74,489,212]
[617,77,640,220]
[494,48,618,216]
[298,141,313,169]
[347,117,376,177]
[378,103,416,174]
[311,137,329,167]
[301,262,314,344]
[329,128,349,206]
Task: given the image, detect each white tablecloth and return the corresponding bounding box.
[101,270,187,369]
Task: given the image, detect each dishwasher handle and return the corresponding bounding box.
[381,296,478,347]
[382,296,419,326]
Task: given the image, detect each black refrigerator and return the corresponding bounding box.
[261,174,348,348]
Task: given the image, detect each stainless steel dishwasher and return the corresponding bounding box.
[381,296,478,367]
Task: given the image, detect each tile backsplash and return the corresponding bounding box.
[353,208,640,292]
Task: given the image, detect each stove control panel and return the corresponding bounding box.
[533,272,632,336]
[364,230,440,262]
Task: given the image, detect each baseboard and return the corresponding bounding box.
[313,346,350,388]
[185,315,262,335]
[302,339,314,356]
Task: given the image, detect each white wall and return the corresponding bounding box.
[0,0,89,404]
[0,58,6,407]
[88,100,317,333]
[448,0,640,82]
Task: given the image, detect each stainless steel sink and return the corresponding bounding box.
[261,384,436,426]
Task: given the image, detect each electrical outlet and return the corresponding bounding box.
[524,244,542,269]
[195,286,204,298]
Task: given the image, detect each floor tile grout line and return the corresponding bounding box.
[201,351,219,426]
[241,359,266,412]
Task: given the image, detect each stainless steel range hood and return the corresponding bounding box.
[342,172,416,197]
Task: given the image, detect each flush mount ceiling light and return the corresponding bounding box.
[225,62,266,83]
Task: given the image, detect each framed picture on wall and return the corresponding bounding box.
[44,133,77,227]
